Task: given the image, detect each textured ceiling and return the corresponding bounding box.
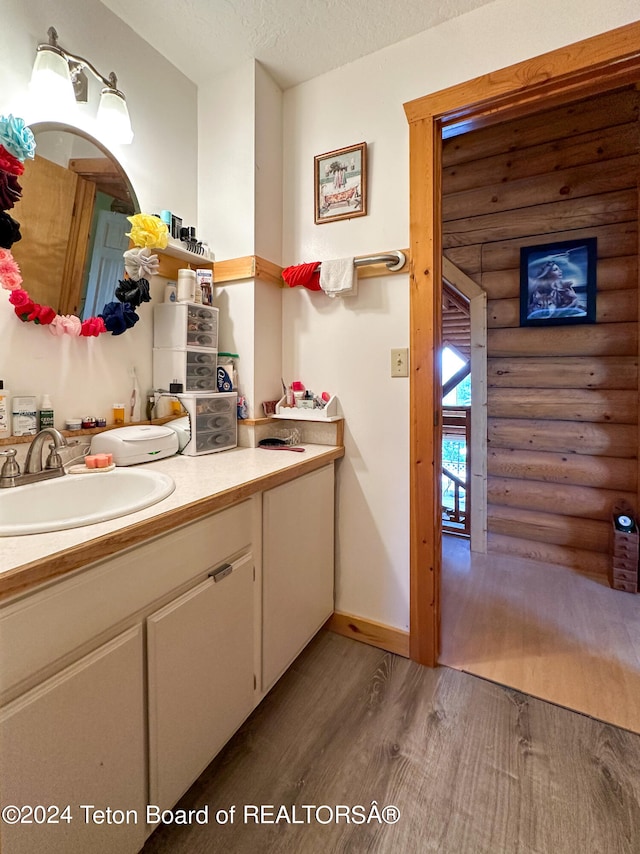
[100,0,495,89]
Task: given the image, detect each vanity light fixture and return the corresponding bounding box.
[30,26,134,144]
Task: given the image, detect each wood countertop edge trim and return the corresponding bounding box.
[0,447,344,601]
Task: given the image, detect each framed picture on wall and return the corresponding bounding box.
[520,238,597,326]
[314,142,367,224]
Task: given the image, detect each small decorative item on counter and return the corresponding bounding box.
[96,417,107,428]
[65,417,82,431]
[113,403,125,425]
[81,416,96,430]
[262,400,278,416]
[237,395,248,419]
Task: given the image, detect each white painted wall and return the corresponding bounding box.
[281,0,640,631]
[0,0,197,424]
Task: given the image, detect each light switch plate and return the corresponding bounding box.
[391,348,408,377]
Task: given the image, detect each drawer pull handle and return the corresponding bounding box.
[209,563,233,582]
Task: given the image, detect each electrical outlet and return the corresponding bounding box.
[391,348,408,377]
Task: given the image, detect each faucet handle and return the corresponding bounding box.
[0,448,21,481]
[45,443,64,471]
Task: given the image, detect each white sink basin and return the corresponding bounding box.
[0,468,175,536]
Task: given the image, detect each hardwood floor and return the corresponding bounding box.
[142,631,640,854]
[441,535,640,734]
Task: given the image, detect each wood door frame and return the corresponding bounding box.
[404,21,640,667]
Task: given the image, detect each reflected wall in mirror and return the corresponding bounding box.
[10,123,139,319]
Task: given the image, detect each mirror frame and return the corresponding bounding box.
[5,122,142,336]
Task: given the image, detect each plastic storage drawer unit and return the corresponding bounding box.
[178,393,237,455]
[153,349,218,393]
[154,303,219,350]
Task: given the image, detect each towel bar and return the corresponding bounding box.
[313,250,406,274]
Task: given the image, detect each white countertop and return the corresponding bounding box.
[0,444,342,595]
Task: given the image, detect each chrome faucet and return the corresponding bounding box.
[0,428,68,488]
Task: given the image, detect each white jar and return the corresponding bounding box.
[176,269,196,302]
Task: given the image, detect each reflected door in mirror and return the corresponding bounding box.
[12,155,96,315]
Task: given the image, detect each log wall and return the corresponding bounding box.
[442,87,639,576]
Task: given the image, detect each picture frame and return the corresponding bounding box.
[520,237,597,326]
[314,142,367,224]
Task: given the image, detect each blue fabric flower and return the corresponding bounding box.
[0,115,36,162]
[99,301,139,335]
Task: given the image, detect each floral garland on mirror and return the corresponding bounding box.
[0,114,169,336]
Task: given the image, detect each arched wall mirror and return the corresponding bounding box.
[10,122,139,320]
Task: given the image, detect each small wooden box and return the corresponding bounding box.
[610,506,639,593]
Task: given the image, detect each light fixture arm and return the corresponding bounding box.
[39,26,123,96]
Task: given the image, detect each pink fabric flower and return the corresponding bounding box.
[48,314,82,336]
[0,248,22,290]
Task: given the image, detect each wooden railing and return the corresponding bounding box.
[442,406,470,536]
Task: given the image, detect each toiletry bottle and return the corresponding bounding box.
[0,381,10,438]
[38,394,54,430]
[113,403,125,425]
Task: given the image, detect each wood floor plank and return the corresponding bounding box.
[142,631,640,854]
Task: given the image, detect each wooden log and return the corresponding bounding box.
[487,532,610,576]
[481,222,638,271]
[487,289,637,328]
[487,447,637,491]
[443,245,482,280]
[442,123,639,195]
[482,256,637,300]
[443,155,638,222]
[487,476,636,521]
[487,505,611,552]
[487,322,638,357]
[487,388,637,423]
[443,189,637,249]
[487,417,637,458]
[441,88,640,167]
[487,356,638,390]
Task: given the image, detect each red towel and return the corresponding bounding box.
[282,261,322,291]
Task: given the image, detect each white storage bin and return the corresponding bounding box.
[154,303,219,350]
[153,348,218,393]
[177,393,237,455]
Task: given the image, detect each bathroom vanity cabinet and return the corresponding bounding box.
[0,460,336,854]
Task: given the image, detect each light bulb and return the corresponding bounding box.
[97,88,134,145]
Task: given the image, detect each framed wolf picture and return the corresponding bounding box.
[520,238,597,327]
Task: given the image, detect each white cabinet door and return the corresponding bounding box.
[0,626,146,854]
[262,464,335,691]
[147,553,255,812]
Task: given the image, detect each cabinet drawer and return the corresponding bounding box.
[0,500,254,699]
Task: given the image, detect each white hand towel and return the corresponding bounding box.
[319,257,358,298]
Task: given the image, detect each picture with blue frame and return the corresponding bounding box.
[520,237,597,326]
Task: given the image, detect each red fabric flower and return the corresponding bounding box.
[0,145,25,176]
[282,262,322,291]
[80,316,107,337]
[8,287,31,307]
[27,303,56,325]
